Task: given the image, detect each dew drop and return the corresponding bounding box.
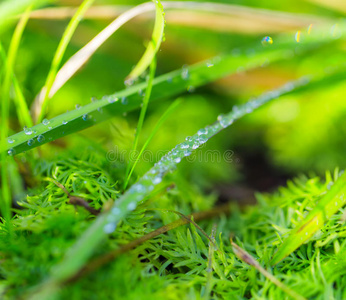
[121,97,128,105]
[75,104,81,110]
[185,136,193,142]
[7,148,15,156]
[197,128,208,136]
[127,202,137,211]
[82,114,89,121]
[27,139,34,146]
[307,24,313,35]
[24,126,33,135]
[206,62,214,68]
[37,135,45,143]
[108,97,118,104]
[104,223,117,234]
[261,36,273,46]
[295,30,301,43]
[181,65,189,80]
[198,134,208,144]
[42,118,50,126]
[181,142,190,149]
[174,157,181,163]
[187,86,195,93]
[91,97,97,102]
[62,120,68,125]
[112,207,121,215]
[124,78,134,87]
[153,176,162,185]
[7,138,14,144]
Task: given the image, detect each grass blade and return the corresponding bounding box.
[35,0,95,123]
[271,171,346,265]
[0,42,33,128]
[125,98,182,189]
[124,58,157,189]
[126,0,165,81]
[231,239,306,300]
[0,6,31,224]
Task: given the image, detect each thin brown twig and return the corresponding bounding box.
[64,203,231,284]
[43,177,100,215]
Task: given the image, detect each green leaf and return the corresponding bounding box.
[126,0,165,81]
[271,171,346,265]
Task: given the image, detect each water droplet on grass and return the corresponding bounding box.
[8,148,15,156]
[181,65,189,80]
[75,104,81,110]
[82,114,89,121]
[206,62,214,68]
[108,97,118,103]
[27,139,34,146]
[104,223,116,234]
[197,128,208,136]
[42,118,50,125]
[127,202,137,211]
[261,36,273,46]
[37,135,45,143]
[7,138,14,144]
[295,30,301,43]
[112,207,121,215]
[62,120,68,125]
[121,97,128,105]
[24,126,33,135]
[153,176,162,185]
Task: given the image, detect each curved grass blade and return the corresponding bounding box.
[124,98,182,189]
[126,0,165,81]
[1,6,31,224]
[124,58,157,189]
[271,171,346,265]
[35,0,95,123]
[0,42,33,128]
[2,30,342,157]
[27,70,345,299]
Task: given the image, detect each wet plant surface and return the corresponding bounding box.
[1,0,346,299]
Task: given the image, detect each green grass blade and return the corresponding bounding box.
[125,98,182,189]
[28,71,344,299]
[0,42,33,128]
[2,30,342,157]
[124,58,157,190]
[36,0,95,123]
[271,171,346,265]
[126,0,165,81]
[0,6,31,224]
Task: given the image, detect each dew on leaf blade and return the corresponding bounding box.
[181,65,189,80]
[82,114,89,121]
[37,135,45,143]
[24,126,33,135]
[261,36,273,46]
[127,202,137,211]
[7,138,14,144]
[27,139,34,146]
[62,120,68,125]
[75,104,81,110]
[7,148,15,156]
[42,118,50,125]
[104,223,116,234]
[108,97,118,104]
[121,97,128,105]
